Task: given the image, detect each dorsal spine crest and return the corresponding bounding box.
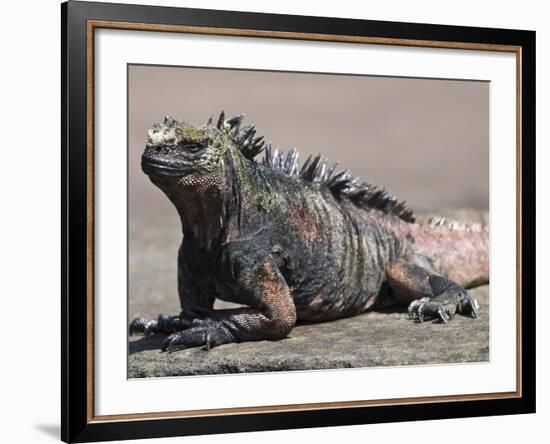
[212,112,416,223]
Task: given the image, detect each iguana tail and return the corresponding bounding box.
[411,217,489,288]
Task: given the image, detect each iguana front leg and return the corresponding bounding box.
[129,245,217,339]
[129,285,213,338]
[386,259,478,323]
[158,258,296,352]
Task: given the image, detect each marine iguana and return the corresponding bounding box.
[129,113,489,352]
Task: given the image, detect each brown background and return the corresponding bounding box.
[128,64,489,221]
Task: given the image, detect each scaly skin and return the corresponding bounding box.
[129,113,488,352]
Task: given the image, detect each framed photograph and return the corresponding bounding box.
[62,1,535,442]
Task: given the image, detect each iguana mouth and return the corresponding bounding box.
[141,155,193,177]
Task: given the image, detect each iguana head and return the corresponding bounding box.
[142,113,265,187]
[142,115,225,186]
[141,113,267,242]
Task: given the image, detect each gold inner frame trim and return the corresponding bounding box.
[86,19,523,423]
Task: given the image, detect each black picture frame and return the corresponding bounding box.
[61,1,536,442]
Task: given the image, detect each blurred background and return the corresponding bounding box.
[128,64,489,319]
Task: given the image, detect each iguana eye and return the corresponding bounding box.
[182,142,205,153]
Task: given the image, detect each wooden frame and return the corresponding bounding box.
[62,1,536,442]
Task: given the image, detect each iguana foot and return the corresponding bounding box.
[129,314,192,336]
[408,288,478,323]
[408,297,454,323]
[160,319,234,353]
[129,314,233,351]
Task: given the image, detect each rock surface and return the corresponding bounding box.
[128,209,489,378]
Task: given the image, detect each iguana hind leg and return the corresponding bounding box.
[385,259,478,323]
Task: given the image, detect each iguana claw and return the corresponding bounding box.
[129,316,157,336]
[409,299,454,324]
[407,290,478,324]
[408,297,430,320]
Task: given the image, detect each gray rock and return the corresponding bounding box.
[128,208,489,378]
